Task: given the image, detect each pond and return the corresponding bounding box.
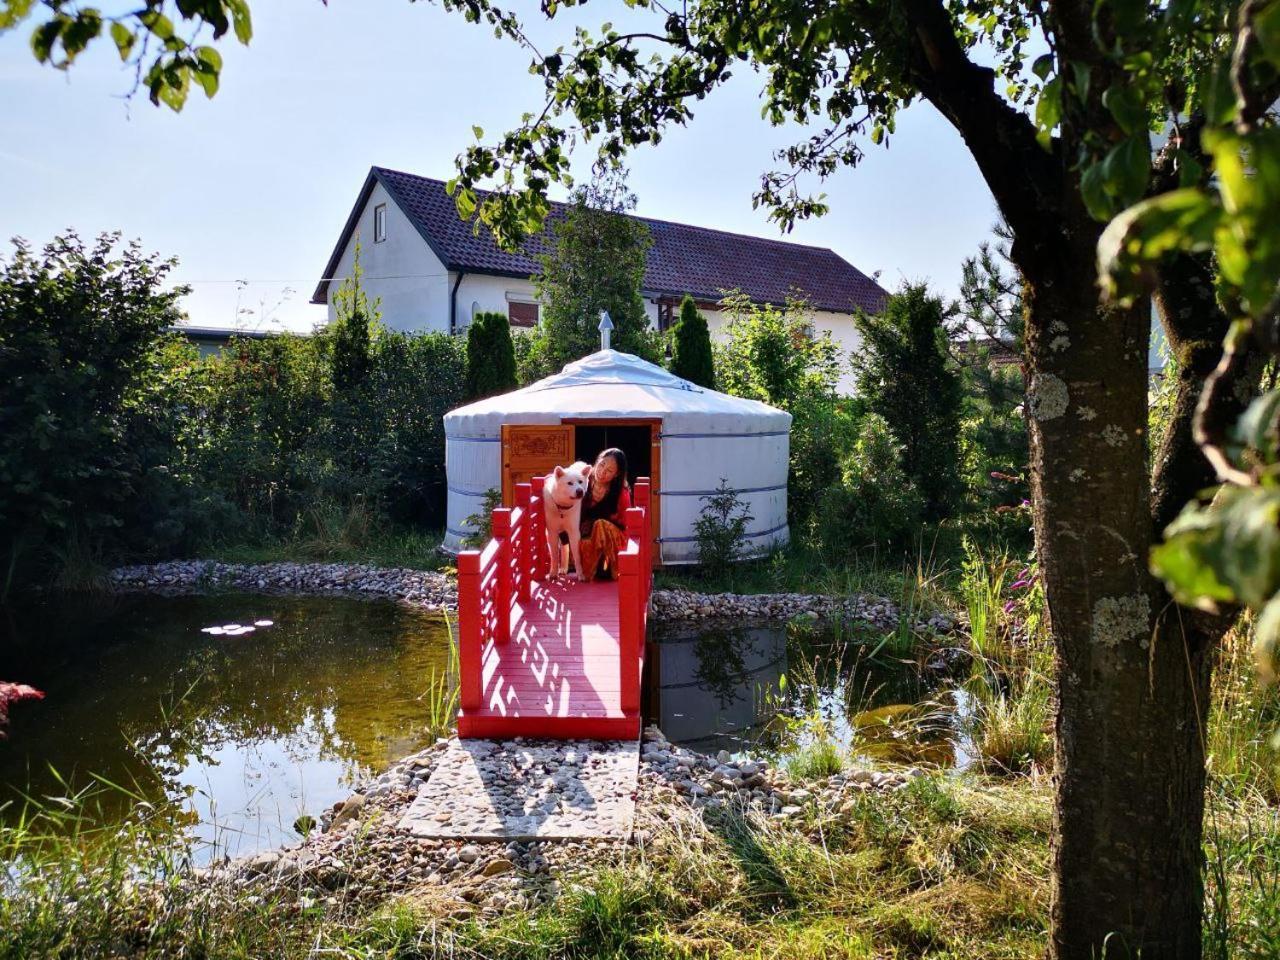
[1,594,968,861]
[1,594,452,860]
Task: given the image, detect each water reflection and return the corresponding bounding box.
[0,595,452,860]
[647,619,967,767]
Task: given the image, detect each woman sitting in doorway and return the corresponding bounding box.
[578,448,631,581]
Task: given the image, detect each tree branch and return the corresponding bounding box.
[897,0,1063,251]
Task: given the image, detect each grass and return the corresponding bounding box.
[210,526,449,572]
[1207,622,1280,804]
[6,538,1280,957]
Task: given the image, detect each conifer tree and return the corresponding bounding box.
[465,311,518,400]
[329,242,375,396]
[669,295,715,389]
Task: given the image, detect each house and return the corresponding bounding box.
[312,167,890,392]
[170,324,274,358]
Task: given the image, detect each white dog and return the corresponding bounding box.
[543,462,592,580]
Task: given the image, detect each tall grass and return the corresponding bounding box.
[1207,623,1280,803]
[955,539,1054,775]
[421,612,461,740]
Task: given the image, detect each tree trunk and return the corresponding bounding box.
[1020,222,1213,959]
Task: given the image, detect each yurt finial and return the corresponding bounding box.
[598,310,614,350]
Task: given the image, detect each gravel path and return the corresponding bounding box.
[197,726,925,918]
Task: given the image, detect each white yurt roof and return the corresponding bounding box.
[442,349,791,563]
[444,350,792,438]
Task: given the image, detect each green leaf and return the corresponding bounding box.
[1080,161,1113,221]
[1101,135,1152,208]
[1102,84,1146,135]
[1097,187,1221,302]
[1154,487,1280,609]
[1255,0,1280,69]
[30,16,65,63]
[226,0,252,44]
[109,21,134,61]
[472,125,484,140]
[1199,58,1235,126]
[1034,76,1062,148]
[1031,53,1053,81]
[1233,389,1280,461]
[0,0,36,31]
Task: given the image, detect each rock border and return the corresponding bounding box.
[109,560,955,632]
[199,727,925,918]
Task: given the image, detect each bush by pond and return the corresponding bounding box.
[0,233,464,593]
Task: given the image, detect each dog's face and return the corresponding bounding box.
[550,462,592,502]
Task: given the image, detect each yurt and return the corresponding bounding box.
[443,349,791,564]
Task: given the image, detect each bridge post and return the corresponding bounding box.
[620,505,648,714]
[457,550,483,710]
[492,508,512,645]
[634,478,652,587]
[515,482,533,601]
[530,475,548,581]
[618,545,641,714]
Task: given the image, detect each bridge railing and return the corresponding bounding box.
[617,478,652,713]
[457,475,652,716]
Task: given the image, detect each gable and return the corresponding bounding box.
[314,167,890,315]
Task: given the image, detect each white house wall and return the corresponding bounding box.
[326,182,452,333]
[456,273,539,326]
[701,306,864,394]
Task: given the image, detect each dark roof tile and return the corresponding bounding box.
[314,167,889,315]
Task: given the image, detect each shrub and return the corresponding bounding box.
[815,415,924,555]
[464,311,517,400]
[852,283,965,522]
[715,293,850,527]
[669,295,715,388]
[328,243,375,395]
[694,479,753,571]
[0,232,187,591]
[525,167,660,382]
[462,488,503,548]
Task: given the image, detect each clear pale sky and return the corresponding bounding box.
[0,0,1002,333]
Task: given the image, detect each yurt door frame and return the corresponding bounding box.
[500,418,661,566]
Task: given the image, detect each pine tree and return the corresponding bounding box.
[523,167,660,382]
[329,241,375,395]
[851,283,964,522]
[669,295,715,388]
[465,311,518,400]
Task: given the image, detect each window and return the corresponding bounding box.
[508,300,539,328]
[373,203,387,243]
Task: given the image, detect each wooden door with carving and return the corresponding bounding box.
[501,424,574,506]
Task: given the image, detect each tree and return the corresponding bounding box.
[852,283,964,522]
[715,294,851,527]
[14,0,1267,950]
[2,1,253,111]
[465,311,518,400]
[955,231,1030,518]
[958,220,1023,347]
[669,295,716,389]
[521,167,659,382]
[328,243,375,396]
[435,0,1259,954]
[0,232,186,592]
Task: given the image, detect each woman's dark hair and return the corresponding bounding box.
[588,447,629,520]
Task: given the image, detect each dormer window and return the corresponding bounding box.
[373,203,387,243]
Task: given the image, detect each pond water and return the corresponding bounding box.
[1,595,966,861]
[1,594,451,860]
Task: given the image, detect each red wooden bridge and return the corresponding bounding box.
[455,477,652,740]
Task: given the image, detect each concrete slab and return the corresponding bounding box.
[398,738,640,841]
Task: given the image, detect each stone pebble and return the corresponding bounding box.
[193,726,923,919]
[109,560,956,632]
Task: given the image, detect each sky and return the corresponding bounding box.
[0,0,1002,333]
